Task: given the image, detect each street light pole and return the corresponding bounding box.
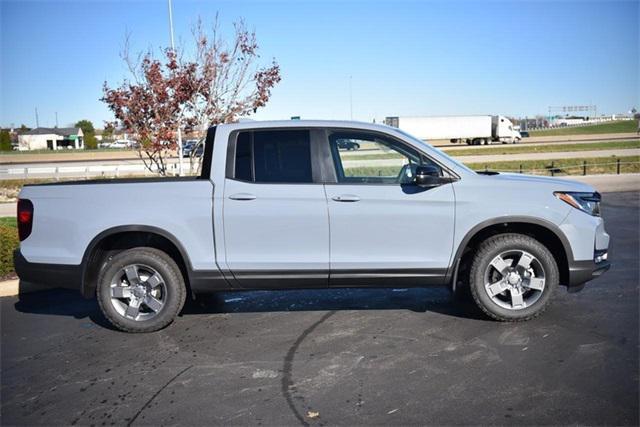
[168,0,184,176]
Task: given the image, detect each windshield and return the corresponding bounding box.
[391,127,477,174]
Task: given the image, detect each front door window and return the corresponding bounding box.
[329,132,441,185]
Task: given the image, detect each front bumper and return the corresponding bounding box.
[13,249,82,291]
[567,258,611,292]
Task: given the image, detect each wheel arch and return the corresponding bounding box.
[449,217,574,289]
[80,225,193,298]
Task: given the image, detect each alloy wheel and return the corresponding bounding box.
[483,250,546,310]
[109,264,167,321]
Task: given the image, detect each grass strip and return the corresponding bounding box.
[340,140,639,161]
[529,120,638,136]
[0,217,16,228]
[443,140,639,157]
[341,156,639,177]
[0,219,18,278]
[465,155,640,176]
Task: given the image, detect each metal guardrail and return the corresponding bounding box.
[0,163,181,180]
[479,159,639,176]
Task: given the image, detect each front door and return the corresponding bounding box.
[324,130,455,287]
[223,129,329,288]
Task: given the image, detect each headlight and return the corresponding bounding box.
[554,191,601,216]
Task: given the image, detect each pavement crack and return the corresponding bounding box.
[281,311,335,426]
[127,365,192,427]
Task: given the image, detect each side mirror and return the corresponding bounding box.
[415,165,441,187]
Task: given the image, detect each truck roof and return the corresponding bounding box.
[215,120,396,133]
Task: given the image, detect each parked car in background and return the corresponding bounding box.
[15,120,610,332]
[520,131,530,138]
[181,140,195,156]
[108,140,135,149]
[337,139,361,150]
[182,139,204,157]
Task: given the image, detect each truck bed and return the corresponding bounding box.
[18,178,216,270]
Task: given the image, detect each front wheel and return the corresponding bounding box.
[469,234,558,321]
[96,247,186,332]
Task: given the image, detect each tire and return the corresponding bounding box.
[96,247,186,333]
[469,233,558,322]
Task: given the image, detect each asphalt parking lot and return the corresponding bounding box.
[1,191,638,426]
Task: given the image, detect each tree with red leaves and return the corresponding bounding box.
[102,17,281,175]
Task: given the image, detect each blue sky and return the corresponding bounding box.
[1,0,638,128]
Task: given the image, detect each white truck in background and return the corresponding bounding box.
[384,115,522,145]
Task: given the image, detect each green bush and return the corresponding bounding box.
[0,130,11,151]
[84,133,98,149]
[0,224,19,277]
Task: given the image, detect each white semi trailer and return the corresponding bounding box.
[384,115,521,145]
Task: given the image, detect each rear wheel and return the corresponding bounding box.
[469,234,558,321]
[96,247,186,332]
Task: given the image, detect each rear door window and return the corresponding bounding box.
[233,130,313,183]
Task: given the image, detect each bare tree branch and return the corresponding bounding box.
[103,14,281,176]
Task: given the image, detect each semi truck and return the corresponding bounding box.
[14,120,609,332]
[384,115,522,145]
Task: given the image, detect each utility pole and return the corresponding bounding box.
[168,0,184,176]
[35,108,40,128]
[55,112,59,128]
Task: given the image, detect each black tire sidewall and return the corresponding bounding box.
[96,248,186,332]
[470,234,558,321]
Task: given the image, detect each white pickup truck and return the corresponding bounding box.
[14,121,610,332]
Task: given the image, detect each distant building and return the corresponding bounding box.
[18,127,84,150]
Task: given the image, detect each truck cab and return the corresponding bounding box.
[492,115,522,144]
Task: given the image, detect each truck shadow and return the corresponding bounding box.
[13,285,487,330]
[12,287,115,330]
[184,287,486,320]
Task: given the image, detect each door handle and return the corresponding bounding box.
[332,194,360,202]
[229,193,256,201]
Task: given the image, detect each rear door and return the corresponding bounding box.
[323,130,456,287]
[222,129,329,288]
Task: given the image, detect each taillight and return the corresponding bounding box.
[17,199,34,241]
